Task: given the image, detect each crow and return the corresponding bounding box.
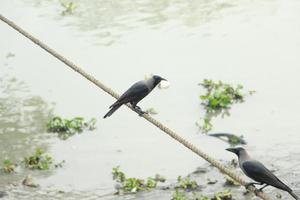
[226,147,299,200]
[103,75,166,118]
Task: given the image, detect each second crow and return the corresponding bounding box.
[227,147,299,200]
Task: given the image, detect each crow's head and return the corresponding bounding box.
[226,147,246,157]
[152,75,167,86]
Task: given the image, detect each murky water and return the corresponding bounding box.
[1,0,300,199]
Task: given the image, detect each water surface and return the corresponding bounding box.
[0,0,300,199]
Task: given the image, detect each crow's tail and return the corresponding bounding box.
[289,190,300,200]
[103,104,122,118]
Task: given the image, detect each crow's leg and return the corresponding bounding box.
[130,102,139,109]
[134,105,141,110]
[258,184,269,191]
[136,107,146,116]
[245,182,263,189]
[131,102,146,116]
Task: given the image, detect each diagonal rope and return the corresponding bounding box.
[0,14,272,200]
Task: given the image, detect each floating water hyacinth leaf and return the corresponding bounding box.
[176,176,199,191]
[112,166,126,183]
[172,189,233,200]
[200,80,245,113]
[172,190,189,200]
[199,79,253,133]
[146,177,157,188]
[202,117,213,132]
[46,116,97,139]
[61,1,77,15]
[212,190,233,200]
[123,178,145,193]
[112,166,164,194]
[23,148,53,170]
[228,135,243,145]
[192,193,212,200]
[1,159,16,173]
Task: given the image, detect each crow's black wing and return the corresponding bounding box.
[242,160,290,191]
[110,81,149,108]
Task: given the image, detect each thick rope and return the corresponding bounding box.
[0,14,272,200]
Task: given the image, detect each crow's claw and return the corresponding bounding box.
[245,182,261,189]
[135,106,142,110]
[134,107,146,116]
[258,184,268,191]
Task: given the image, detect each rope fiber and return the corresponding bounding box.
[0,14,273,200]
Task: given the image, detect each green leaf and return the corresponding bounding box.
[199,79,253,132]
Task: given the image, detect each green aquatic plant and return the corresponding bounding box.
[212,190,232,200]
[199,79,253,132]
[202,117,213,132]
[112,166,164,194]
[123,177,145,193]
[172,190,189,200]
[112,166,126,182]
[172,190,232,200]
[146,177,157,188]
[176,176,199,190]
[228,135,243,145]
[23,148,53,170]
[47,116,96,139]
[3,149,63,172]
[192,193,211,200]
[61,1,77,15]
[1,159,16,173]
[200,79,244,112]
[199,197,210,200]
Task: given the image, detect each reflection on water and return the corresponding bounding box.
[69,0,236,28]
[0,68,53,187]
[29,0,241,46]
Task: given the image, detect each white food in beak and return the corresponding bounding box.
[158,80,170,89]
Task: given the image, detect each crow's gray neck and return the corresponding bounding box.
[238,150,251,163]
[145,78,155,90]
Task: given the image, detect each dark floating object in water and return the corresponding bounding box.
[208,133,246,145]
[192,167,208,174]
[0,191,7,198]
[22,175,39,188]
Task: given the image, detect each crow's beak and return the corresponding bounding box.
[226,148,235,153]
[161,77,167,81]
